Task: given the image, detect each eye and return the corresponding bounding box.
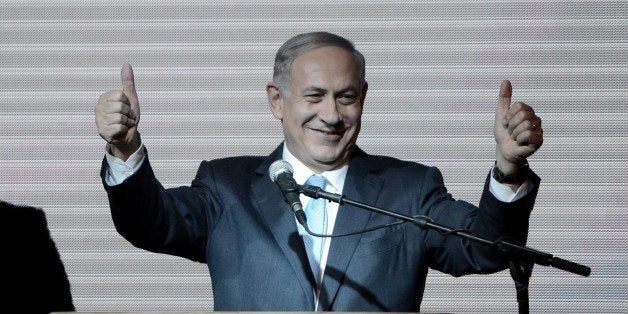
[338,94,358,105]
[305,94,323,103]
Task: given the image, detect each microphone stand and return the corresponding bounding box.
[300,184,591,313]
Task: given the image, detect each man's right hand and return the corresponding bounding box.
[95,63,141,161]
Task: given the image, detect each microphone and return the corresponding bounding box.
[268,160,307,226]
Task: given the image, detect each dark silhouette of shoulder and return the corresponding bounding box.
[0,200,75,313]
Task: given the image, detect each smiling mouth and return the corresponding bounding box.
[312,128,345,139]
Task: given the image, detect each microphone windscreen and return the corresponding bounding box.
[268,160,294,182]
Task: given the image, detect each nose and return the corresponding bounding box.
[319,96,342,125]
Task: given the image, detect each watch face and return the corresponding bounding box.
[492,165,505,182]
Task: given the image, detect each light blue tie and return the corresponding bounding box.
[300,174,328,286]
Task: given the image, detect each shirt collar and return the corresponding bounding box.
[282,145,348,193]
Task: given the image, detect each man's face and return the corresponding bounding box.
[268,46,366,173]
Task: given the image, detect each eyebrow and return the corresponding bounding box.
[301,86,327,95]
[301,86,358,95]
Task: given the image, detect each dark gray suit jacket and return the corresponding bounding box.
[103,144,540,312]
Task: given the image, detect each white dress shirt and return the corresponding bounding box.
[282,146,346,310]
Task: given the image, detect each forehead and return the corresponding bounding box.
[290,46,360,88]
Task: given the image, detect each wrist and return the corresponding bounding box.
[492,158,529,185]
[107,135,141,161]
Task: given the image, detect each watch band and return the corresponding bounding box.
[492,159,529,184]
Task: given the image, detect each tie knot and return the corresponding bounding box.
[306,175,327,189]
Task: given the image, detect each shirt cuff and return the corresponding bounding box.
[488,168,535,203]
[104,143,146,186]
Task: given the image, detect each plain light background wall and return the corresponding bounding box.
[0,0,626,312]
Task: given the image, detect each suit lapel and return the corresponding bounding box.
[319,151,383,310]
[251,145,316,308]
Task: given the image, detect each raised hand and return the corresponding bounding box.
[95,63,141,160]
[493,80,544,176]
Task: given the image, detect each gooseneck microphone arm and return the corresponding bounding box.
[299,184,591,278]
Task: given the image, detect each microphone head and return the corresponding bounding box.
[268,160,294,183]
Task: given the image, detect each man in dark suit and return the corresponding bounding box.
[95,32,544,311]
[1,200,75,313]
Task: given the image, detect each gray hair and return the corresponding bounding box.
[272,32,366,95]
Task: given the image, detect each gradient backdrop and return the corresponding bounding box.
[0,1,626,312]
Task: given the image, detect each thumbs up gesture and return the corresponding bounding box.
[95,63,141,160]
[493,80,544,177]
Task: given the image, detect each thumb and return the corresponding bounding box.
[498,80,512,110]
[121,63,140,122]
[496,80,512,125]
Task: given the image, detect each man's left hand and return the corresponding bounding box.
[493,80,544,176]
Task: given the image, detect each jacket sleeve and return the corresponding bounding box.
[421,166,541,276]
[102,154,217,263]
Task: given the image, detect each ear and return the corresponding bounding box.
[266,81,284,120]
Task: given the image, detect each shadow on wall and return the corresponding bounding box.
[0,200,75,313]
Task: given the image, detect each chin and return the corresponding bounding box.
[311,148,349,166]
